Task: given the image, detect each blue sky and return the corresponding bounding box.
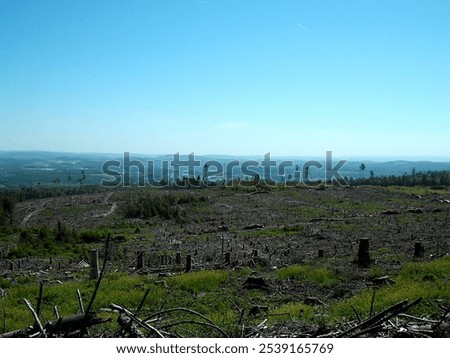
[0,0,449,159]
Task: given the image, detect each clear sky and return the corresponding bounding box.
[0,0,449,159]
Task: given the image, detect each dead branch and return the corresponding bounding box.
[351,305,361,323]
[110,303,165,338]
[349,324,383,338]
[114,288,150,337]
[24,298,46,338]
[337,299,409,337]
[339,298,423,338]
[398,313,440,324]
[53,306,60,320]
[35,281,44,320]
[144,307,229,338]
[76,288,85,314]
[0,327,34,338]
[158,319,229,336]
[136,288,150,316]
[117,313,145,338]
[369,289,376,317]
[85,234,111,317]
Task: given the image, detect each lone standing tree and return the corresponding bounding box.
[359,163,366,179]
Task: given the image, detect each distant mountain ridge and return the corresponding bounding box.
[0,151,449,187]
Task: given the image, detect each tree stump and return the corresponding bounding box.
[357,238,371,267]
[414,242,425,258]
[185,254,192,273]
[225,252,231,265]
[136,251,144,270]
[242,276,270,291]
[89,249,99,280]
[175,252,182,265]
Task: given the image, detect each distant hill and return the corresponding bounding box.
[0,151,449,187]
[337,160,450,178]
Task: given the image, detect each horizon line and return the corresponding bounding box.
[0,149,449,163]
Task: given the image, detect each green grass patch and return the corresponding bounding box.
[327,256,450,324]
[0,273,168,333]
[2,256,448,336]
[41,208,55,217]
[0,270,239,335]
[244,227,287,239]
[368,265,386,279]
[183,234,212,243]
[60,205,97,215]
[399,256,450,281]
[166,270,229,294]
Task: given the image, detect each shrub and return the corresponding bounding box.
[123,194,180,220]
[78,228,108,243]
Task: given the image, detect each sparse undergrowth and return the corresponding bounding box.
[1,185,449,336]
[1,256,449,336]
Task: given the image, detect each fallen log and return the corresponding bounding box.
[45,313,110,337]
[0,313,109,338]
[0,327,34,338]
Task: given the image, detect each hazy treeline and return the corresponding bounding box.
[349,169,450,188]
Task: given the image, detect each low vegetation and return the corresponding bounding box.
[0,177,449,337]
[277,265,340,288]
[1,255,449,336]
